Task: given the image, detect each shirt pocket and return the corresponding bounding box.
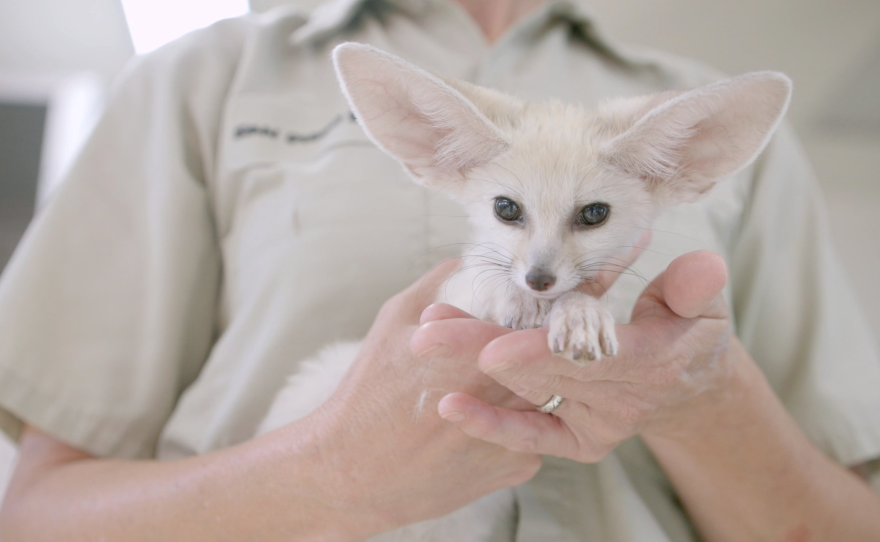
[217,94,468,326]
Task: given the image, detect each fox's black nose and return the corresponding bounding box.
[526,269,556,291]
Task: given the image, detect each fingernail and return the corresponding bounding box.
[440,411,467,423]
[417,343,452,358]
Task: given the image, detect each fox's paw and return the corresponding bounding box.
[495,294,553,330]
[546,292,618,365]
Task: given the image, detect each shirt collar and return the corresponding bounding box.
[289,0,428,45]
[289,0,646,67]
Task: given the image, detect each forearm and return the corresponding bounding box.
[643,339,880,542]
[0,426,373,542]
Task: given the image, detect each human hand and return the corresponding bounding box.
[430,250,733,462]
[282,259,541,537]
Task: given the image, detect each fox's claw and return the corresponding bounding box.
[546,292,618,365]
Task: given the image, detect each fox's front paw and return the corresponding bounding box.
[494,294,552,330]
[546,292,618,364]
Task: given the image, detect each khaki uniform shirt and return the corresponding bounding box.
[1,0,879,539]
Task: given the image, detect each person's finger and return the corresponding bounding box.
[420,303,476,325]
[635,250,728,320]
[411,317,512,361]
[479,328,611,380]
[491,372,625,407]
[437,392,584,458]
[578,231,652,298]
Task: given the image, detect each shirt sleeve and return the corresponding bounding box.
[0,19,246,459]
[730,123,880,466]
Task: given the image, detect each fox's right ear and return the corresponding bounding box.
[332,43,511,187]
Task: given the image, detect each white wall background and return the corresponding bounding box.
[1,0,879,500]
[0,0,134,82]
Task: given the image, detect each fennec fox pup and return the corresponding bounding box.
[259,43,791,540]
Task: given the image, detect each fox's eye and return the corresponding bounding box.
[494,197,522,222]
[577,202,609,226]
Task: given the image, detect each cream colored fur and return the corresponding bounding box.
[257,43,791,540]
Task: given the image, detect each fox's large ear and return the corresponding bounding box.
[601,72,792,203]
[333,43,512,186]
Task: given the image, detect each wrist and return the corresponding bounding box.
[233,417,384,542]
[635,339,880,540]
[640,336,766,447]
[639,336,822,501]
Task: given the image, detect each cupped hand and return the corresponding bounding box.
[428,250,735,463]
[288,259,541,537]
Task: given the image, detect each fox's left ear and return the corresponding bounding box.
[601,72,792,203]
[332,42,514,187]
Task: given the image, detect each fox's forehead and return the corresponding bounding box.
[514,98,645,142]
[514,101,605,146]
[469,102,631,211]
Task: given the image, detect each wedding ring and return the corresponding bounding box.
[536,394,565,414]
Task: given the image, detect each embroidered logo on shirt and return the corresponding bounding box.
[235,125,280,138]
[234,112,357,144]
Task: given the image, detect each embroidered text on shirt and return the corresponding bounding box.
[233,112,358,144]
[235,125,280,139]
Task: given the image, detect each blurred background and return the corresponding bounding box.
[1,0,878,498]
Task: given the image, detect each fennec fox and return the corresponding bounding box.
[259,43,791,541]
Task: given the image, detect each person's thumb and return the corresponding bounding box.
[636,251,729,321]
